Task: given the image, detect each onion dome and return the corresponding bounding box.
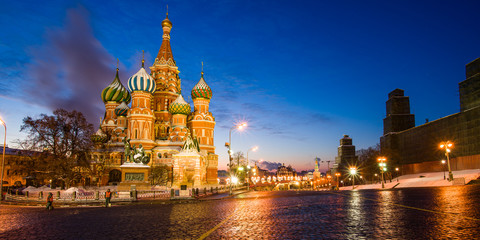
[191,71,212,100]
[127,62,156,94]
[169,94,191,115]
[162,17,172,28]
[91,128,108,143]
[114,101,129,117]
[162,11,172,28]
[101,68,131,103]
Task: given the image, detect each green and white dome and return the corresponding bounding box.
[169,94,191,115]
[101,68,131,103]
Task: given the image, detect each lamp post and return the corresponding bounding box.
[321,160,331,173]
[0,118,6,201]
[395,167,399,182]
[440,141,454,181]
[349,167,357,189]
[377,157,387,189]
[226,122,247,194]
[441,160,446,180]
[246,146,257,191]
[335,172,341,190]
[246,165,251,191]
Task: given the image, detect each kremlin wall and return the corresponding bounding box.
[381,58,480,174]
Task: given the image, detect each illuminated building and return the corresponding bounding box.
[91,13,218,186]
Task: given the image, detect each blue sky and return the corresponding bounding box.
[1,0,479,171]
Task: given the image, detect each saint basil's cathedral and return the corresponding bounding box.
[91,13,218,186]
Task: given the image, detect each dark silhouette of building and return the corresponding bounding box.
[381,58,480,174]
[332,135,358,174]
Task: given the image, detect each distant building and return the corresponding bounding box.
[313,158,321,180]
[0,146,38,187]
[381,58,480,174]
[331,135,358,174]
[276,164,297,180]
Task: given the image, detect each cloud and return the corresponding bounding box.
[24,6,114,125]
[253,159,283,171]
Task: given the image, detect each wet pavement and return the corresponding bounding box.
[1,185,480,239]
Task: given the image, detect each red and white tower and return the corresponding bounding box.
[127,59,157,150]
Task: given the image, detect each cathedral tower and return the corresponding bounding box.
[150,13,181,140]
[189,68,217,183]
[168,94,191,142]
[100,67,131,136]
[127,58,156,149]
[189,68,215,153]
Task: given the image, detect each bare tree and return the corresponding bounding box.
[19,109,94,188]
[232,151,245,168]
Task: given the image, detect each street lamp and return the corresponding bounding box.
[335,172,341,190]
[246,165,251,191]
[377,157,387,189]
[349,167,357,189]
[441,160,446,180]
[246,146,257,191]
[395,167,399,182]
[321,160,332,173]
[225,122,247,194]
[0,118,6,201]
[440,141,454,181]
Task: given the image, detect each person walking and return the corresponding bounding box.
[46,193,54,210]
[105,189,112,207]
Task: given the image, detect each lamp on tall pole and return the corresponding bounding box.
[335,172,341,190]
[440,141,454,181]
[349,167,357,189]
[377,157,387,189]
[441,160,446,180]
[246,146,258,191]
[0,117,6,201]
[395,167,399,182]
[225,122,247,194]
[321,160,331,173]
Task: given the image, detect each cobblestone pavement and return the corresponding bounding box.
[1,185,480,239]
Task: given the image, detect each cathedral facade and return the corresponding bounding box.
[91,14,218,186]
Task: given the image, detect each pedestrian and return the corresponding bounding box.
[105,189,112,207]
[46,193,54,210]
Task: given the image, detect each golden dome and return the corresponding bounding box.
[162,16,172,28]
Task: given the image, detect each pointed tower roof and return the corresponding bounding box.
[156,11,176,66]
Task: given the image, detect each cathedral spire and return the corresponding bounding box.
[157,8,175,65]
[142,50,145,68]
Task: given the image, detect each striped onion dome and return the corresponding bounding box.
[91,128,108,143]
[101,69,131,103]
[128,66,156,94]
[169,94,191,115]
[114,101,129,117]
[191,72,212,100]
